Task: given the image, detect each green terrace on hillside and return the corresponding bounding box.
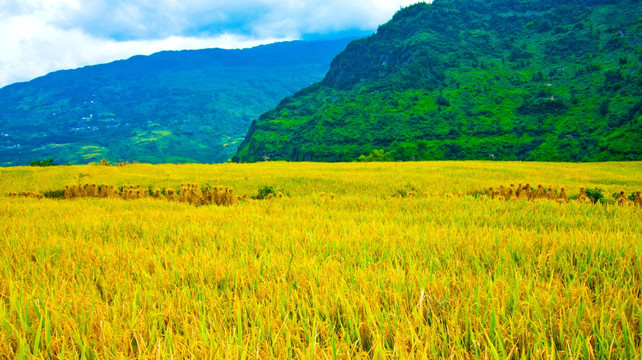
[0,39,354,165]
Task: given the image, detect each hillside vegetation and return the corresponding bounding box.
[1,161,641,358]
[0,39,353,165]
[235,0,642,162]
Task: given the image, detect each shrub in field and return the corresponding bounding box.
[584,187,605,204]
[257,185,276,199]
[30,158,57,167]
[43,189,65,199]
[358,149,394,162]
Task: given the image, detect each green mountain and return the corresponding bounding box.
[0,39,353,165]
[234,0,642,162]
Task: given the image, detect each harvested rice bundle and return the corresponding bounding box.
[534,184,545,199]
[166,189,178,202]
[522,184,533,200]
[578,187,591,204]
[86,184,99,197]
[557,187,568,203]
[615,190,630,206]
[64,185,73,199]
[546,186,557,201]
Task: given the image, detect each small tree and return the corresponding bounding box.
[585,188,605,204]
[358,149,394,162]
[257,185,276,199]
[30,158,56,167]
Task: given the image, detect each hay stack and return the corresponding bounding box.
[86,184,99,197]
[166,189,177,202]
[64,185,73,199]
[533,184,544,199]
[224,189,240,206]
[577,187,591,203]
[522,184,533,200]
[546,186,557,201]
[557,187,568,203]
[615,190,630,206]
[507,188,516,201]
[153,189,165,200]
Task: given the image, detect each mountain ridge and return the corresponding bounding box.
[234,0,642,162]
[0,38,354,165]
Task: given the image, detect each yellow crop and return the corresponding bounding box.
[0,161,640,359]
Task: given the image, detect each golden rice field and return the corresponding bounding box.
[0,161,641,359]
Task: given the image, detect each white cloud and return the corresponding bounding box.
[0,0,422,87]
[0,14,289,87]
[58,0,422,39]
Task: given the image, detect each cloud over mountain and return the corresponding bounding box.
[0,0,419,87]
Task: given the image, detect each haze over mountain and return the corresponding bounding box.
[235,0,642,162]
[0,38,353,165]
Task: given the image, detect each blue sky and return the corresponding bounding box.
[0,0,421,88]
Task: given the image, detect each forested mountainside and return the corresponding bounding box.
[0,39,353,165]
[235,0,642,162]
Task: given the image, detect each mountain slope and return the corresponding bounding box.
[234,0,642,162]
[0,39,353,165]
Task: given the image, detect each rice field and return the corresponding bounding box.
[0,161,641,359]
